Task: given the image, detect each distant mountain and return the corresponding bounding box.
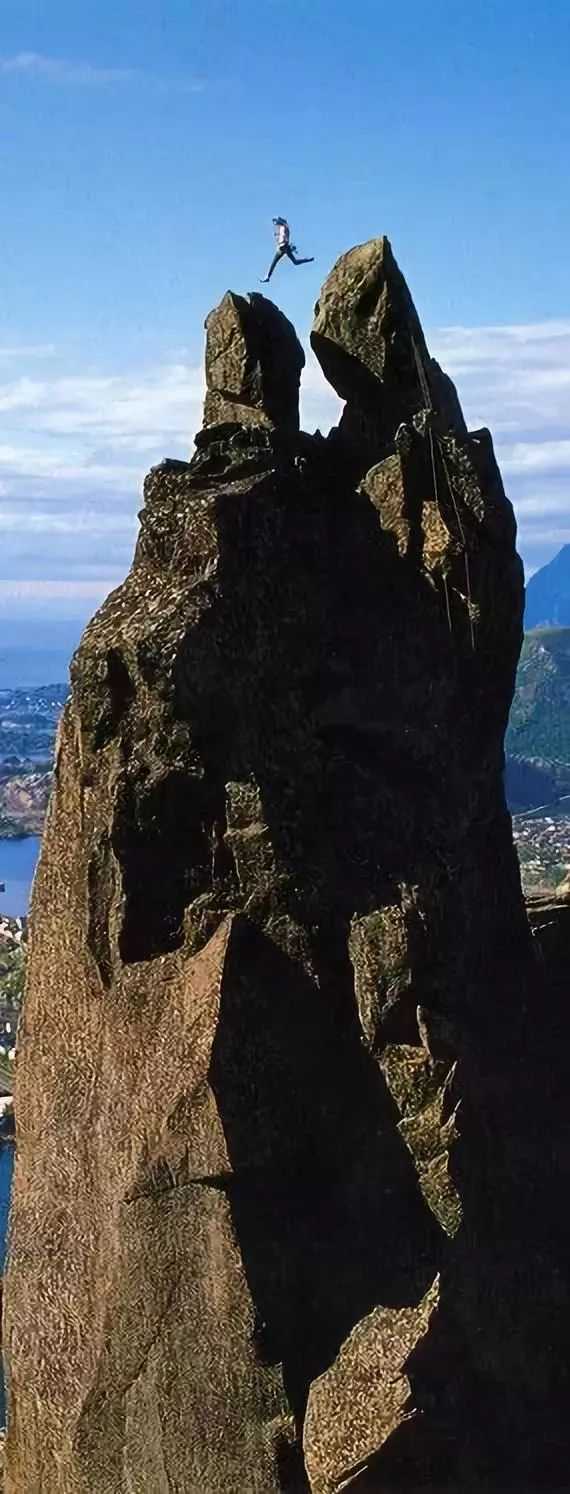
[506,627,570,808]
[525,545,570,629]
[0,684,68,770]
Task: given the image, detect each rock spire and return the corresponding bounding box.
[6,241,566,1494]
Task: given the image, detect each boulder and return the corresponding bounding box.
[204,290,304,432]
[312,236,467,472]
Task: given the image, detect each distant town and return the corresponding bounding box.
[0,685,66,770]
[0,685,64,837]
[0,914,23,1104]
[512,801,570,895]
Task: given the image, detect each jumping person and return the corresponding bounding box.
[260,217,314,282]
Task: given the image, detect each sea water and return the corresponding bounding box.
[0,836,41,917]
[0,837,39,1426]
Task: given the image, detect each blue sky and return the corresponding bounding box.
[0,0,569,626]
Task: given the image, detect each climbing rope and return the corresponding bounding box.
[410,336,476,651]
[412,335,433,411]
[438,444,476,652]
[427,422,453,633]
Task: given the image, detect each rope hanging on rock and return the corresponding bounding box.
[412,336,433,411]
[438,444,476,652]
[427,419,453,633]
[410,336,476,650]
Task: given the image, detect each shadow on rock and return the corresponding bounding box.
[209,917,442,1429]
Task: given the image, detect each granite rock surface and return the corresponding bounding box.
[5,242,565,1493]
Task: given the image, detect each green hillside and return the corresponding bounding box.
[507,628,570,764]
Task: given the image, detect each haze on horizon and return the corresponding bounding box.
[0,0,568,635]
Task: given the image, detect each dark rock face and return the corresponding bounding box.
[204,290,304,432]
[312,236,467,477]
[5,242,565,1492]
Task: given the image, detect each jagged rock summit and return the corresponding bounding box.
[312,236,467,471]
[5,240,567,1493]
[204,290,304,431]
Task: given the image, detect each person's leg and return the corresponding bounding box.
[286,246,315,266]
[260,248,285,282]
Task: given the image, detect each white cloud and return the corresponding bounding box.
[0,365,202,437]
[0,580,112,601]
[0,53,206,93]
[0,53,136,85]
[300,349,342,432]
[0,364,203,512]
[0,508,135,535]
[0,345,56,360]
[500,441,570,476]
[428,319,570,573]
[430,320,570,438]
[0,446,139,486]
[0,578,117,621]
